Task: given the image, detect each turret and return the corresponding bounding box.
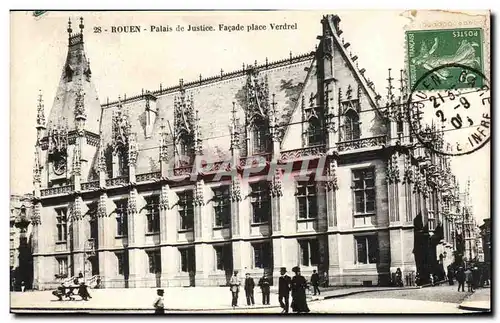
[42,17,101,187]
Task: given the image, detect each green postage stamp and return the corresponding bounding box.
[406,28,484,90]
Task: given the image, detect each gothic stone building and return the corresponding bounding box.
[10,194,34,290]
[31,15,457,289]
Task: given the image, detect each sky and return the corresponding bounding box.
[10,10,490,222]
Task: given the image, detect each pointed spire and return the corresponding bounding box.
[79,17,84,33]
[72,142,81,176]
[230,102,240,151]
[67,17,73,35]
[386,68,395,102]
[33,149,42,183]
[97,131,107,172]
[128,132,138,167]
[159,118,169,162]
[36,90,46,129]
[193,110,202,155]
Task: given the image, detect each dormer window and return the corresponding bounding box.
[177,133,192,167]
[251,117,270,154]
[115,149,129,177]
[307,116,323,146]
[344,109,360,141]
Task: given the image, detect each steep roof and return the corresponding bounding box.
[45,19,101,136]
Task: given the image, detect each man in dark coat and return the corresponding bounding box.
[291,266,310,313]
[310,270,320,296]
[258,273,271,305]
[244,273,255,306]
[278,267,291,313]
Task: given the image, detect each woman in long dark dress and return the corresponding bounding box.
[291,266,310,313]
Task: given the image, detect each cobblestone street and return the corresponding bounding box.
[11,284,486,314]
[341,284,474,304]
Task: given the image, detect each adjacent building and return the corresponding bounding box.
[10,194,34,290]
[479,218,491,264]
[31,15,459,290]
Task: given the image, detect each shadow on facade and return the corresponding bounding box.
[413,212,445,285]
[11,235,34,291]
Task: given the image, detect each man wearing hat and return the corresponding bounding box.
[153,289,165,314]
[229,271,241,308]
[258,272,271,305]
[278,267,292,313]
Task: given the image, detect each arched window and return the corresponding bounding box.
[251,120,269,154]
[344,110,360,141]
[307,117,322,146]
[117,149,129,176]
[177,133,192,167]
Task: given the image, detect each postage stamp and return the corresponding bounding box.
[406,28,484,91]
[407,63,490,156]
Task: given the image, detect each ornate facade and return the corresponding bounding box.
[32,15,460,289]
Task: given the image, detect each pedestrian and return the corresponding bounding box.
[52,283,65,301]
[278,267,291,313]
[395,268,403,287]
[310,270,320,296]
[447,265,454,285]
[291,266,310,313]
[456,267,465,292]
[153,289,165,314]
[258,273,271,305]
[229,271,241,308]
[244,273,255,306]
[465,267,473,292]
[21,281,25,292]
[472,266,480,289]
[78,282,92,301]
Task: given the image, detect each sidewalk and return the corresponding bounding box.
[11,285,418,312]
[459,287,491,312]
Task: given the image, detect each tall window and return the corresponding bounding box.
[180,248,195,273]
[252,119,269,154]
[178,134,192,167]
[117,149,129,177]
[178,191,194,231]
[215,244,232,271]
[250,182,271,224]
[344,110,360,141]
[253,242,272,269]
[115,199,128,236]
[397,120,404,138]
[88,203,98,243]
[116,252,128,275]
[307,117,323,146]
[55,208,68,242]
[147,249,162,274]
[57,257,68,276]
[352,168,376,214]
[296,180,318,219]
[355,235,379,264]
[213,187,230,228]
[299,239,320,266]
[145,195,160,234]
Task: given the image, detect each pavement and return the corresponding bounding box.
[459,287,491,312]
[10,285,419,313]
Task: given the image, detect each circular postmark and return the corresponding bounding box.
[407,63,491,156]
